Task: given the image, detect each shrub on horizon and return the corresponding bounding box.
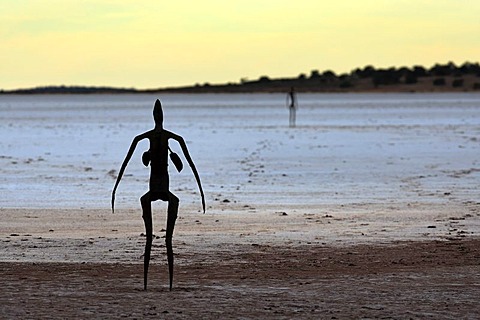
[433,78,446,86]
[452,79,464,88]
[404,72,418,84]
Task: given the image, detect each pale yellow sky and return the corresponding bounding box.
[1,0,479,90]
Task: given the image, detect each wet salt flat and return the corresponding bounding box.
[0,93,479,209]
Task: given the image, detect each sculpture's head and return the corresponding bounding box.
[153,99,163,128]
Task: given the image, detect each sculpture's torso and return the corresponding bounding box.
[148,130,169,192]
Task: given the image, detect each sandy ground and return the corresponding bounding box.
[1,204,479,319]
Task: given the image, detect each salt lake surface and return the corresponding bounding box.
[0,93,479,209]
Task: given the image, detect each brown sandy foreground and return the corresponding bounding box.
[1,204,479,319]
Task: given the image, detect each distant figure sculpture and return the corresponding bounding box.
[112,99,205,291]
[287,87,298,127]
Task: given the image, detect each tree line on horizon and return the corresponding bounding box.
[229,61,480,92]
[2,61,480,94]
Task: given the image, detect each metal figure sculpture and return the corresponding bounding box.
[287,87,298,128]
[112,99,205,290]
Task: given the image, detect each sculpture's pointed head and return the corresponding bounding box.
[153,99,163,127]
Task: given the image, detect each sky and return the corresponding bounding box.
[1,0,479,90]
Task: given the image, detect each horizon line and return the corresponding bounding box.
[2,60,479,93]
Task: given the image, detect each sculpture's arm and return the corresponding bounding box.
[171,133,205,213]
[111,134,145,213]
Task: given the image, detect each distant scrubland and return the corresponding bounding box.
[2,61,480,94]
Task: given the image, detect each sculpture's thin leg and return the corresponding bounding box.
[141,192,153,290]
[166,192,179,291]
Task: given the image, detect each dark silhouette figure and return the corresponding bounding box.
[287,87,297,127]
[111,99,205,291]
